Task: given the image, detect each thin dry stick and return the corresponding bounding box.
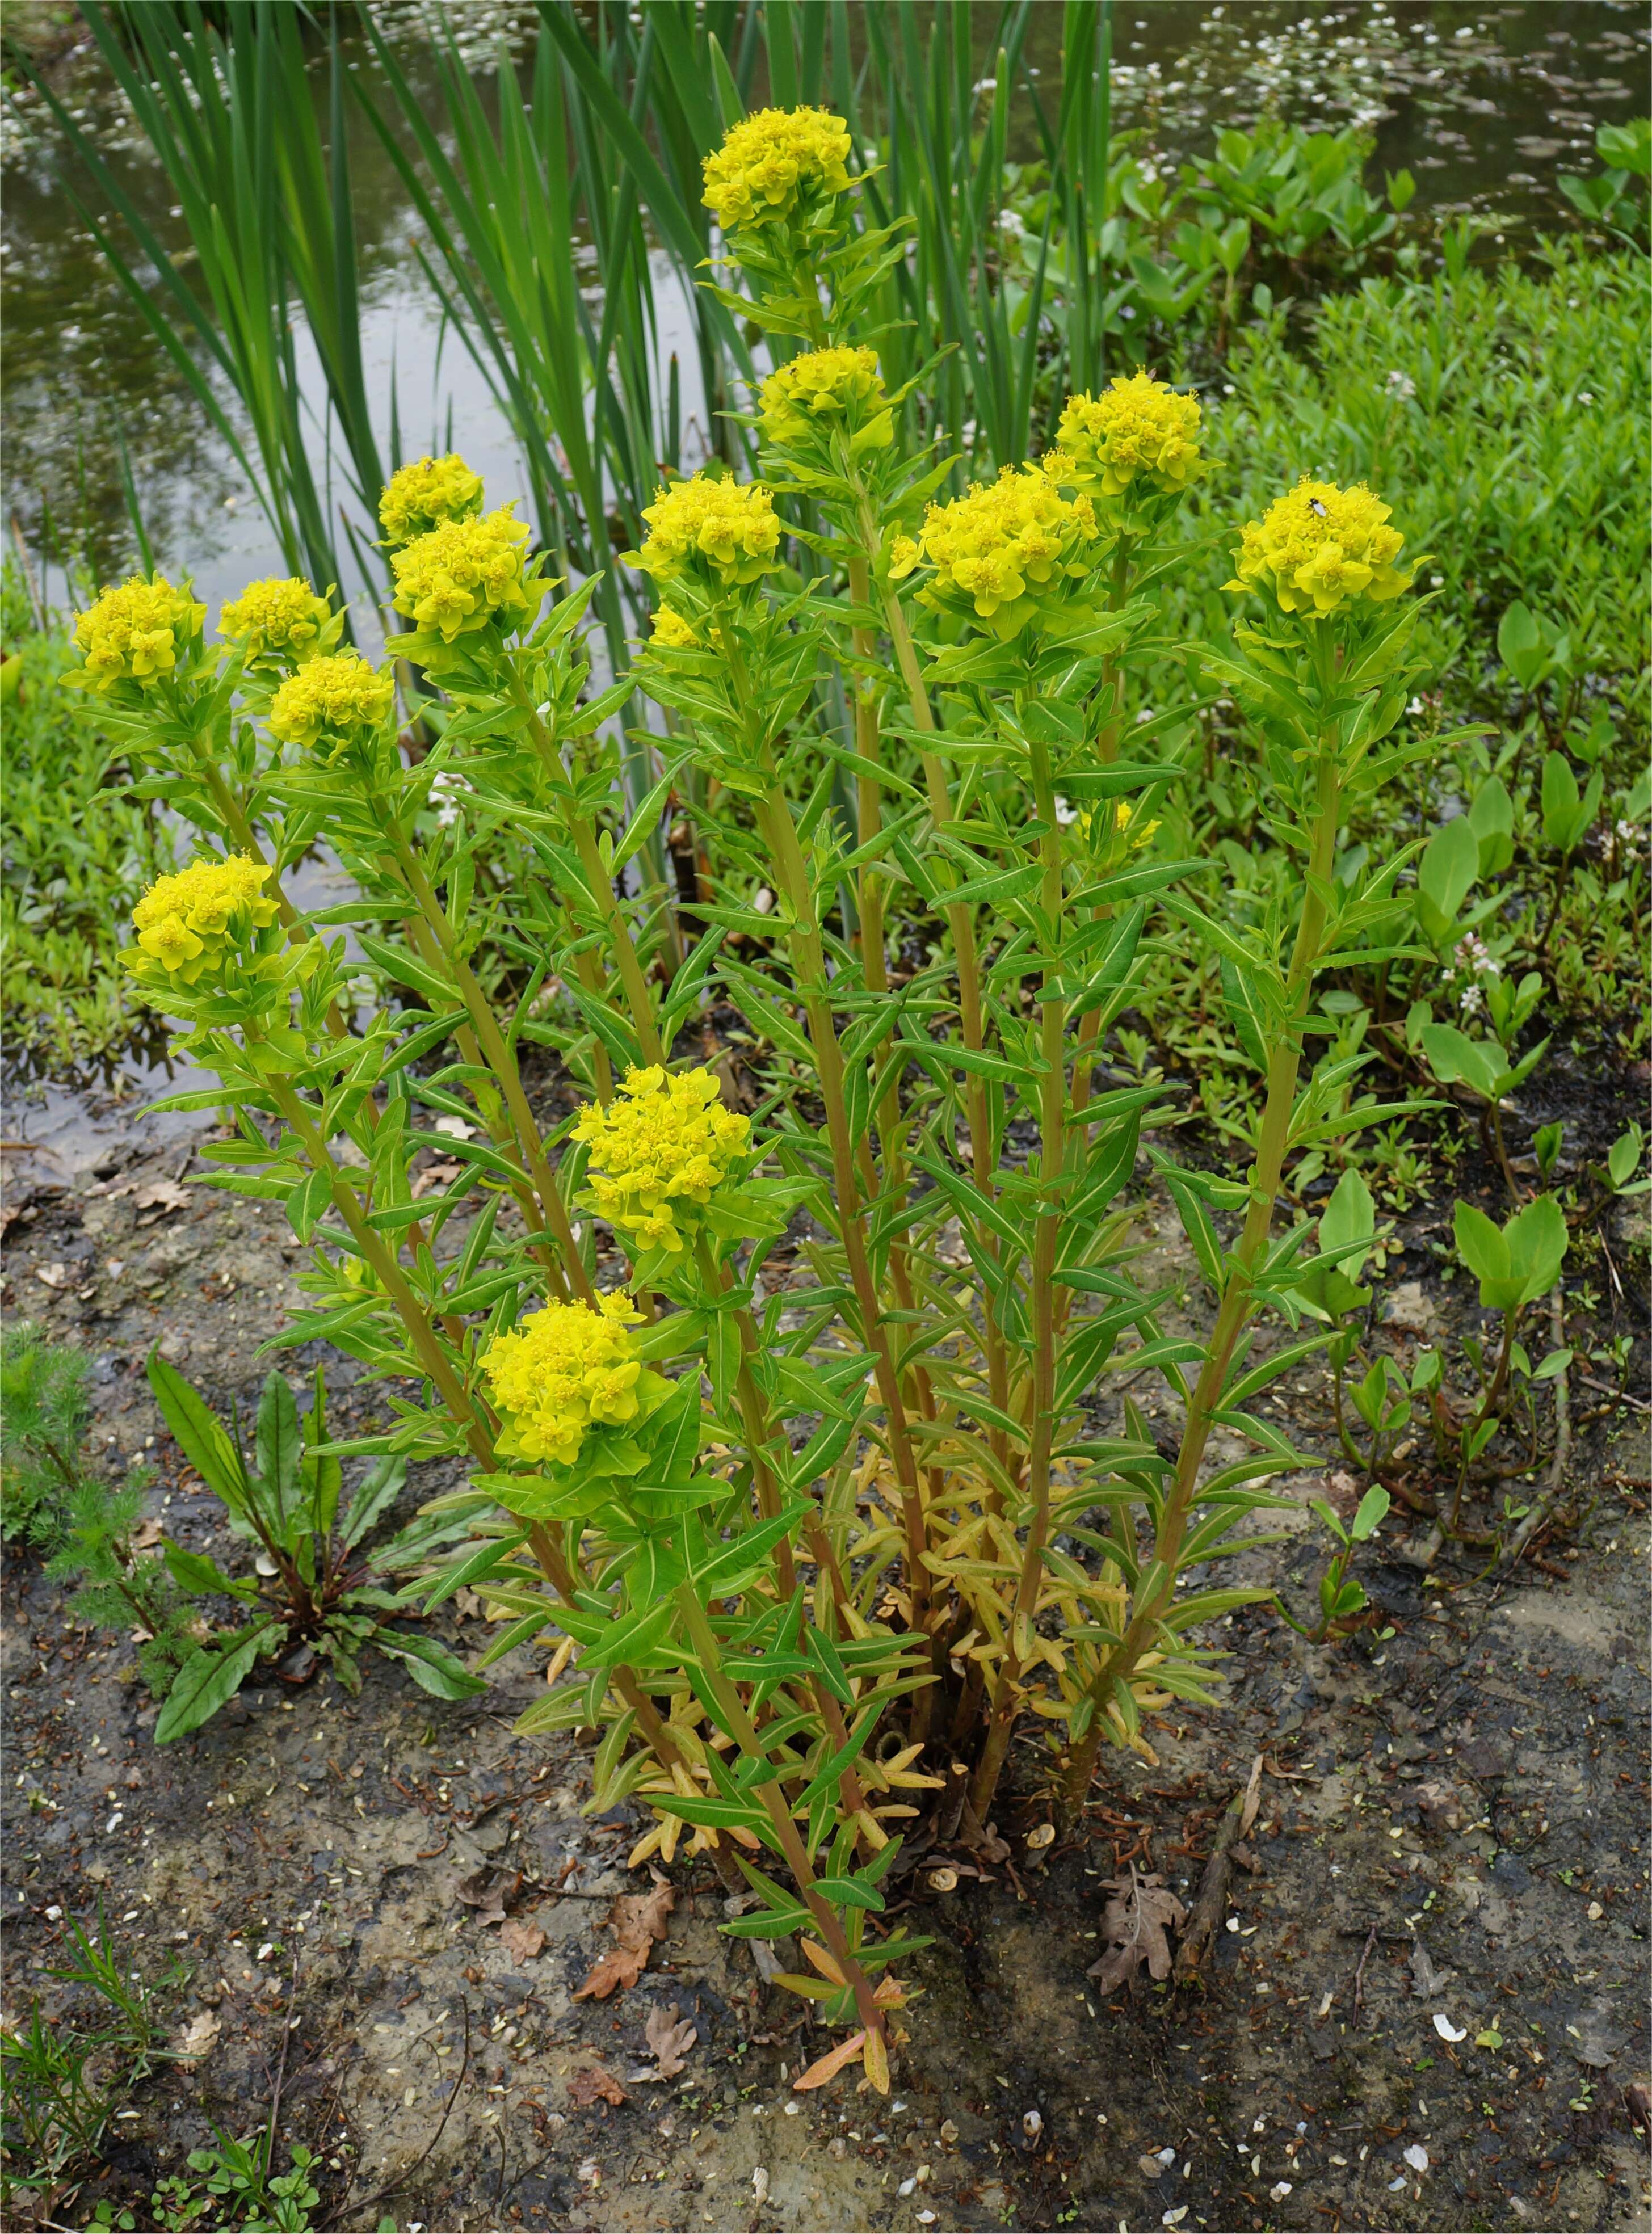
[1174,1754,1263,1979]
[322,2000,472,2228]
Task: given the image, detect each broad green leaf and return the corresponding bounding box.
[155,1623,279,1744]
[373,1630,487,1699]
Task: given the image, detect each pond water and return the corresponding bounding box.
[1,0,1645,626]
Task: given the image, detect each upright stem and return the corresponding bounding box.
[388,832,594,1304]
[516,687,666,1067]
[673,1583,886,2047]
[1058,736,1343,1816]
[878,574,1013,1466]
[758,779,930,1634]
[969,725,1067,1821]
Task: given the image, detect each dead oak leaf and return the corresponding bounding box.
[497,1916,546,1962]
[453,1866,524,1926]
[573,1882,675,2001]
[568,2061,627,2108]
[639,2004,696,2080]
[1086,1869,1186,1996]
[134,1179,192,1215]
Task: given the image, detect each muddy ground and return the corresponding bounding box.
[3,1070,1650,2234]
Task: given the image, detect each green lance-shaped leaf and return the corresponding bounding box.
[155,1623,282,1745]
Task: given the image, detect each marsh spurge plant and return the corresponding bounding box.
[78,105,1436,2090]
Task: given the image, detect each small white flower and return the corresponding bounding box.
[998,208,1027,239]
[1577,390,1594,405]
[1385,368,1416,399]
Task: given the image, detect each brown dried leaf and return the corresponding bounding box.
[453,1866,523,1925]
[573,1882,675,2001]
[791,2029,868,2092]
[497,1916,546,1962]
[1085,1869,1187,1996]
[134,1179,192,1215]
[568,2061,627,2108]
[641,2004,697,2080]
[130,1516,165,1551]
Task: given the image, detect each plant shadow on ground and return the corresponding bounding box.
[2,1075,1647,2233]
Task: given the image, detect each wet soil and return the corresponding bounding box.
[3,1091,1650,2234]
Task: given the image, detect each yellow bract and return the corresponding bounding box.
[218,577,332,665]
[758,345,891,452]
[701,105,854,232]
[389,506,535,642]
[628,474,781,590]
[482,1292,646,1467]
[73,575,205,693]
[901,466,1099,638]
[1228,478,1416,616]
[573,1066,750,1255]
[378,453,485,546]
[1078,799,1161,851]
[268,651,396,753]
[648,605,701,650]
[1049,374,1204,499]
[130,855,278,982]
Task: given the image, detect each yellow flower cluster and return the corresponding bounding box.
[895,466,1098,638]
[1077,798,1161,851]
[649,605,700,650]
[73,576,204,693]
[1228,479,1415,616]
[390,506,535,642]
[131,855,279,980]
[701,106,854,232]
[1049,375,1204,499]
[218,577,332,665]
[629,474,781,590]
[758,346,891,453]
[267,651,396,752]
[573,1066,750,1255]
[378,453,485,546]
[482,1291,645,1468]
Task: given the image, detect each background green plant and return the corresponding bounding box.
[0,563,180,1074]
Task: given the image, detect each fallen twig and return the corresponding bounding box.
[1352,1923,1379,2011]
[1174,1753,1263,1980]
[322,1999,472,2228]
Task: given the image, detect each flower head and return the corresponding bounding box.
[628,474,781,591]
[1050,375,1204,500]
[702,106,854,234]
[648,604,701,650]
[218,577,333,666]
[758,346,891,455]
[390,506,535,642]
[1227,479,1416,617]
[268,651,396,755]
[130,855,279,983]
[482,1291,646,1467]
[379,453,485,547]
[573,1066,750,1255]
[73,575,205,694]
[901,466,1099,639]
[1077,798,1161,852]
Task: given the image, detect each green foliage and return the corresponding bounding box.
[135,1354,460,1740]
[0,566,179,1072]
[1453,1195,1569,1315]
[1,1904,169,2205]
[0,1319,94,1548]
[45,1475,199,1700]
